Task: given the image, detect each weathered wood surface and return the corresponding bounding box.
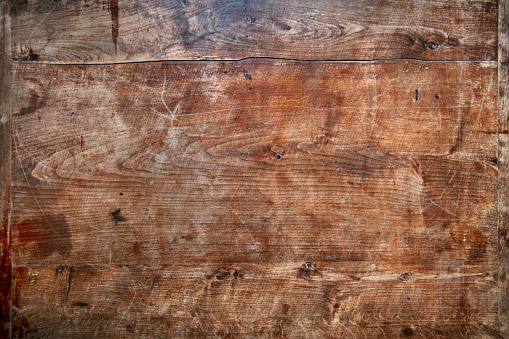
[11,60,498,265]
[0,1,12,338]
[10,0,497,63]
[9,60,499,337]
[499,0,509,337]
[11,265,499,338]
[3,0,506,338]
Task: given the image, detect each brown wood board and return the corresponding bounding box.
[10,0,497,62]
[1,0,507,338]
[9,59,500,337]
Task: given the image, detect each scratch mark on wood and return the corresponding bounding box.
[150,70,181,130]
[147,1,164,56]
[13,131,49,222]
[405,189,462,218]
[24,0,64,46]
[65,266,74,303]
[115,290,137,328]
[279,228,287,266]
[242,137,250,156]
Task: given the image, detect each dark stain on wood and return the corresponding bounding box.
[298,262,322,280]
[18,89,43,116]
[402,327,414,336]
[15,214,72,259]
[108,0,119,56]
[9,0,28,16]
[111,208,126,223]
[14,47,38,61]
[11,314,30,339]
[71,302,89,307]
[206,267,242,281]
[242,69,252,80]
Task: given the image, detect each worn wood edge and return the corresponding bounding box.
[500,0,509,337]
[0,1,12,338]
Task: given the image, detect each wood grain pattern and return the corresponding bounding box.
[10,0,497,63]
[0,1,12,337]
[5,1,506,337]
[10,60,498,266]
[11,265,499,338]
[499,0,509,336]
[9,60,499,336]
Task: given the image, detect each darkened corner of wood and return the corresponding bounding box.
[500,0,509,337]
[0,0,12,338]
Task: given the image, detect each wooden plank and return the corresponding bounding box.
[8,59,499,336]
[0,1,12,338]
[9,155,499,268]
[10,0,497,63]
[10,60,497,267]
[499,0,509,336]
[6,2,503,335]
[11,265,499,338]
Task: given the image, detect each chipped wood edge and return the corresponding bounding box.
[500,0,509,337]
[0,1,11,338]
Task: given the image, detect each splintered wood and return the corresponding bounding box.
[1,0,506,338]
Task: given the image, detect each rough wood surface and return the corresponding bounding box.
[0,1,12,338]
[10,0,497,63]
[499,0,509,337]
[11,60,498,265]
[9,60,499,337]
[11,265,499,338]
[4,0,506,337]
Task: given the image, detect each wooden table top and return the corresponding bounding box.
[0,0,507,337]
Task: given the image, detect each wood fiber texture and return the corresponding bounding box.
[10,0,497,62]
[499,0,509,337]
[2,0,506,338]
[10,60,500,337]
[0,1,11,337]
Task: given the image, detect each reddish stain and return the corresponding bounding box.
[181,233,196,241]
[15,214,72,259]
